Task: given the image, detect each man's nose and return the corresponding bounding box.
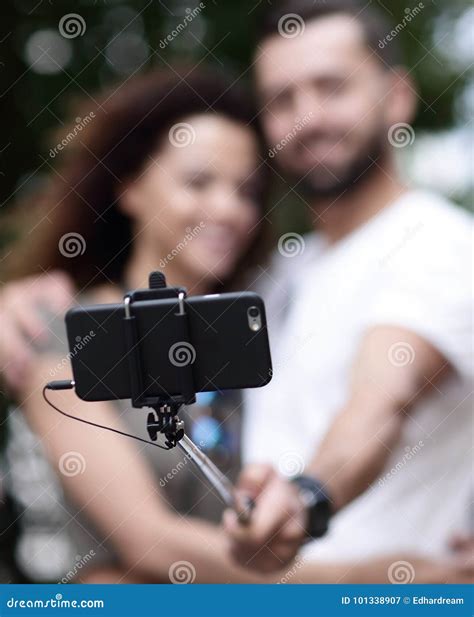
[293,90,325,128]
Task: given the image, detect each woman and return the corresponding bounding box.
[3,66,272,584]
[0,67,467,584]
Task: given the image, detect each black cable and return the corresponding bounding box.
[42,382,171,451]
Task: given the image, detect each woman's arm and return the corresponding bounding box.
[16,352,270,583]
[16,355,471,585]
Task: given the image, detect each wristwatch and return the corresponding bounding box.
[290,475,333,539]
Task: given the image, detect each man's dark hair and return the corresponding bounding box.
[257,0,403,68]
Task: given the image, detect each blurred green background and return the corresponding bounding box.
[0,0,472,581]
[0,0,472,237]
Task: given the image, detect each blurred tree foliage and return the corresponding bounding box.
[0,0,471,219]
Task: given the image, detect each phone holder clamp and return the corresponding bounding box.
[122,271,195,448]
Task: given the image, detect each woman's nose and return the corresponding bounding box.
[205,186,242,221]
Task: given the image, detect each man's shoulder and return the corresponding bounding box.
[248,231,322,301]
[383,190,472,266]
[395,189,472,236]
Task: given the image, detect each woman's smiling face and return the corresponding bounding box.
[120,114,263,288]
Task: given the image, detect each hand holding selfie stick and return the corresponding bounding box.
[44,271,253,523]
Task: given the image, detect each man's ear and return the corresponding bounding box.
[384,67,418,127]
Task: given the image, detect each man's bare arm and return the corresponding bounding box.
[225,325,451,571]
[16,353,272,583]
[307,324,450,510]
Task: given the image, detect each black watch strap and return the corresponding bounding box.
[291,475,333,539]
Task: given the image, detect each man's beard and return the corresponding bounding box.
[282,130,387,201]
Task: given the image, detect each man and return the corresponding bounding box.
[223,0,473,573]
[1,0,472,582]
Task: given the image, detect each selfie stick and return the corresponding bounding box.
[44,271,252,521]
[122,271,252,522]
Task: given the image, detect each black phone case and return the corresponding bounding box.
[65,292,272,401]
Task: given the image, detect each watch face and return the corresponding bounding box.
[299,487,317,508]
[291,475,332,539]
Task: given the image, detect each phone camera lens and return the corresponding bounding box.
[248,306,259,318]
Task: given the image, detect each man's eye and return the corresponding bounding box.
[319,78,346,97]
[267,89,293,111]
[239,185,260,202]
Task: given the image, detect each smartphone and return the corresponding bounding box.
[65,292,272,402]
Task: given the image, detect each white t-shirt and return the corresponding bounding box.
[243,189,473,560]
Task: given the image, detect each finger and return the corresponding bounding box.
[19,271,74,310]
[226,535,274,572]
[5,301,49,343]
[31,271,75,313]
[231,490,254,524]
[449,533,473,552]
[225,485,302,550]
[448,563,474,584]
[223,508,238,533]
[235,539,301,574]
[277,514,307,542]
[3,362,31,392]
[0,329,34,391]
[0,276,66,343]
[247,479,302,545]
[43,271,76,311]
[223,508,255,544]
[235,463,276,498]
[265,539,302,568]
[453,551,474,570]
